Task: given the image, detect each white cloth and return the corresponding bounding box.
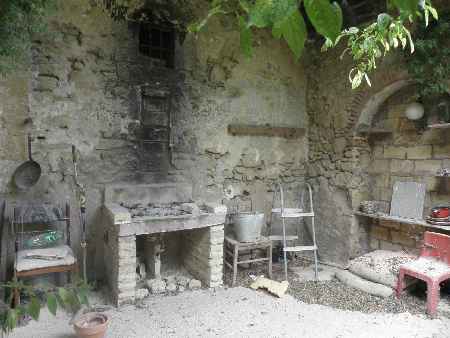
[15,245,76,272]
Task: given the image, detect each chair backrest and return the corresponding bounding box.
[420,231,450,265]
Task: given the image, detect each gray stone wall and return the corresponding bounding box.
[0,0,307,281]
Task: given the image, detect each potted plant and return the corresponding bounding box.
[0,279,110,338]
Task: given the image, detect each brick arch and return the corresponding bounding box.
[345,70,414,133]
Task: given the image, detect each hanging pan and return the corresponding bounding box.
[13,135,41,190]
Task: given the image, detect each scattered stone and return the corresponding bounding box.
[176,276,190,288]
[166,283,177,293]
[146,279,166,294]
[135,288,149,300]
[178,285,185,292]
[188,279,202,290]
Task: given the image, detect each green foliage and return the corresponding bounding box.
[0,279,90,333]
[0,0,56,74]
[405,11,450,98]
[323,1,438,89]
[304,0,342,42]
[189,0,438,89]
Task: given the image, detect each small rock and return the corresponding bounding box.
[135,288,149,300]
[146,278,166,294]
[176,276,190,287]
[188,279,202,290]
[166,283,177,293]
[178,285,185,292]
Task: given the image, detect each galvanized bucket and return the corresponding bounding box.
[233,212,264,242]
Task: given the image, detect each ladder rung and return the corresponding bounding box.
[272,208,314,218]
[268,235,298,241]
[283,245,317,252]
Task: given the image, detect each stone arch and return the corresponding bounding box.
[345,70,415,133]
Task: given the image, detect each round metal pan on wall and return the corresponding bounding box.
[13,135,41,190]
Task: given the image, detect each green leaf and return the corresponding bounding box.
[273,10,307,60]
[377,13,392,30]
[5,309,18,332]
[58,287,70,307]
[28,297,40,321]
[47,293,58,316]
[304,0,343,42]
[248,0,298,28]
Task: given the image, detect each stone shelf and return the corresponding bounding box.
[354,211,450,231]
[428,123,450,129]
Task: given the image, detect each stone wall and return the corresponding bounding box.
[305,44,450,264]
[0,0,307,282]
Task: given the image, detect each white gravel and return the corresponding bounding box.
[10,287,450,338]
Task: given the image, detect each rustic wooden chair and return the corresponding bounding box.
[396,231,450,316]
[12,202,77,307]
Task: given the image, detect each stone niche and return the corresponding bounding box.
[361,85,450,253]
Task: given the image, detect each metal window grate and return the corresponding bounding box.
[139,24,175,68]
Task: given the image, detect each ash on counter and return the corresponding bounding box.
[119,202,191,218]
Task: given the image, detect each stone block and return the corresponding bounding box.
[369,160,390,174]
[369,238,380,250]
[390,160,413,174]
[384,146,406,159]
[373,146,384,159]
[370,225,390,241]
[414,160,442,174]
[406,146,432,160]
[390,231,416,247]
[433,144,450,159]
[378,220,400,230]
[379,240,403,252]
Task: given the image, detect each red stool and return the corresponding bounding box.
[396,231,450,316]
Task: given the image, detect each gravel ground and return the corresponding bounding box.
[9,287,450,338]
[230,261,450,316]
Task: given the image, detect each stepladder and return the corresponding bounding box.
[268,182,319,281]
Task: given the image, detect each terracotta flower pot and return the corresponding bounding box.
[73,312,110,338]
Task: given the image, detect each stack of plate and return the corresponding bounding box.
[426,216,450,226]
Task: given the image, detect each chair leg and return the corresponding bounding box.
[232,245,238,286]
[426,281,440,317]
[267,243,272,279]
[396,270,406,298]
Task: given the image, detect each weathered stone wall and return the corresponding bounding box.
[0,0,307,281]
[305,43,450,263]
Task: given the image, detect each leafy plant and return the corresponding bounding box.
[323,0,438,89]
[189,0,438,89]
[0,279,90,333]
[0,0,57,74]
[405,10,450,98]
